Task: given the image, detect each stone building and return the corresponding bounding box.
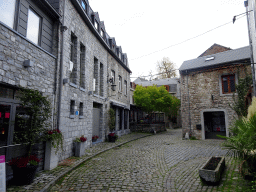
[47,0,131,161]
[0,0,60,179]
[179,45,251,140]
[0,0,131,180]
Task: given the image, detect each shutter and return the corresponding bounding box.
[164,85,169,92]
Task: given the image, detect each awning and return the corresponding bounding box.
[110,101,130,110]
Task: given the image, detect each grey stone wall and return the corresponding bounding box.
[180,65,251,139]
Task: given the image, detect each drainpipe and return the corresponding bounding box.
[57,0,67,130]
[186,71,192,136]
[245,0,256,96]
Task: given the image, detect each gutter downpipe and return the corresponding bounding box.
[57,0,66,130]
[186,70,192,136]
[245,0,256,96]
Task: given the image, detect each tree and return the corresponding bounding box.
[156,57,177,79]
[133,85,180,116]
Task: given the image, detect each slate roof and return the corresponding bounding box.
[179,46,250,72]
[135,78,179,86]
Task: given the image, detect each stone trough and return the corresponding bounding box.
[199,156,225,183]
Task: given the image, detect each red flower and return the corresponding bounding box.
[80,136,87,142]
[8,155,41,168]
[108,133,115,137]
[48,131,53,135]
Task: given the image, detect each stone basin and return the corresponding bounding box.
[199,156,225,183]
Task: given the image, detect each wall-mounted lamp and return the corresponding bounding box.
[63,78,69,84]
[111,84,116,91]
[61,26,68,32]
[23,60,33,68]
[107,77,114,84]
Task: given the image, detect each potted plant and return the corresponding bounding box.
[108,132,118,143]
[9,87,51,185]
[43,129,63,170]
[107,108,116,142]
[8,155,41,185]
[92,135,99,142]
[74,135,87,157]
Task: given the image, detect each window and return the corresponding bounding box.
[124,80,127,95]
[70,100,75,116]
[100,63,103,96]
[95,21,99,30]
[81,0,87,12]
[221,74,235,94]
[169,84,177,93]
[94,58,98,94]
[79,102,83,116]
[101,29,104,37]
[70,35,77,84]
[80,44,85,89]
[70,35,76,62]
[0,0,16,28]
[118,76,122,92]
[27,9,40,45]
[111,70,115,83]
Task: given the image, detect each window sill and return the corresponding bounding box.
[79,87,86,92]
[220,92,237,96]
[79,115,84,119]
[69,115,75,119]
[70,82,78,88]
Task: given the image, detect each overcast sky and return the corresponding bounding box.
[89,0,250,80]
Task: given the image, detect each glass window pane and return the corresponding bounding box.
[81,0,86,10]
[230,78,236,92]
[27,9,40,44]
[0,104,11,147]
[0,0,16,28]
[0,86,14,99]
[223,81,228,93]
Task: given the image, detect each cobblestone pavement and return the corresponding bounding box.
[6,132,152,192]
[47,129,240,192]
[7,129,251,192]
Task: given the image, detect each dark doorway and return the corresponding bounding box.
[204,111,226,139]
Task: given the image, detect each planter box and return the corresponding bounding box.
[12,165,38,185]
[108,135,117,143]
[44,141,58,170]
[199,156,225,183]
[74,142,86,157]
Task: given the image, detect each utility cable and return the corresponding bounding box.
[131,14,246,61]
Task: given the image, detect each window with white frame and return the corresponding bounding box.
[101,29,104,37]
[118,76,122,92]
[27,9,40,45]
[0,0,16,29]
[95,20,99,30]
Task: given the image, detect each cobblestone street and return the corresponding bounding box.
[48,129,243,192]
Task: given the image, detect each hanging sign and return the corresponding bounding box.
[0,155,6,192]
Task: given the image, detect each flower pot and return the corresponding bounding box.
[74,141,86,157]
[92,139,97,142]
[108,135,116,143]
[199,156,225,183]
[12,165,38,185]
[44,141,58,170]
